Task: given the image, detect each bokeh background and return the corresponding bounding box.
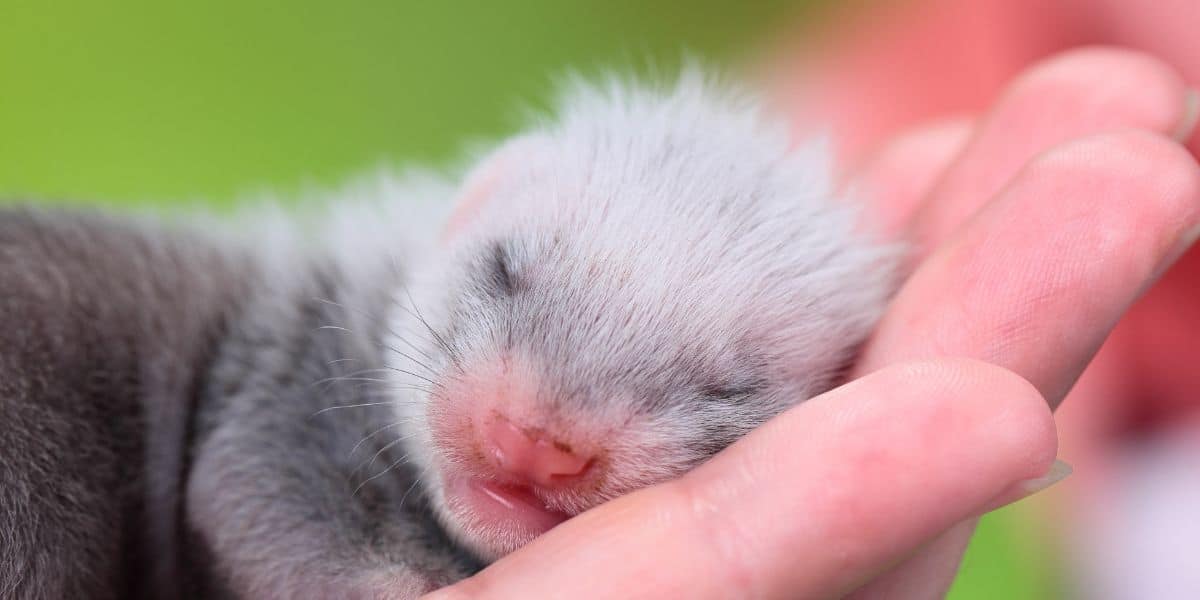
[0,1,1058,597]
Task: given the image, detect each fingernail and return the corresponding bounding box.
[1013,459,1073,496]
[1183,220,1200,255]
[1154,210,1200,284]
[976,459,1072,515]
[1171,88,1200,143]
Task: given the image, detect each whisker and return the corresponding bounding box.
[310,376,392,394]
[313,297,361,316]
[314,293,447,370]
[310,401,409,418]
[349,422,406,456]
[356,388,442,403]
[334,367,401,378]
[381,325,438,365]
[383,366,439,387]
[398,464,431,510]
[354,384,435,396]
[356,432,418,474]
[402,288,461,365]
[353,453,412,497]
[380,342,439,376]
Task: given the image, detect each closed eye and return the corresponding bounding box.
[699,381,763,402]
[484,240,517,296]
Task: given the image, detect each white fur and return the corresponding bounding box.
[321,72,900,561]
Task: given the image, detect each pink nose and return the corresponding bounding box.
[484,417,592,487]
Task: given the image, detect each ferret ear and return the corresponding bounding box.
[442,135,548,242]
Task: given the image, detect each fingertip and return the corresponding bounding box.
[860,356,1044,408]
[966,361,1058,480]
[833,359,1056,492]
[887,356,1033,395]
[1003,46,1188,136]
[1026,129,1200,278]
[1032,128,1200,194]
[915,46,1195,249]
[884,358,1056,476]
[1171,87,1199,143]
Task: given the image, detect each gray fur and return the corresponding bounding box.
[0,208,476,599]
[1,209,247,598]
[0,75,897,598]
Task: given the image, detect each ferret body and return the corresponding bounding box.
[0,76,896,598]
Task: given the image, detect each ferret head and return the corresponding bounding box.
[386,75,896,562]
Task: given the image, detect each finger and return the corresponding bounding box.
[912,47,1197,254]
[844,116,974,239]
[425,359,1056,600]
[848,130,1200,598]
[1080,0,1200,158]
[858,130,1200,401]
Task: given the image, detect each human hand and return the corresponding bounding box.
[770,0,1200,463]
[427,46,1200,599]
[770,0,1200,590]
[838,46,1200,597]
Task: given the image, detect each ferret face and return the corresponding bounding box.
[386,78,896,561]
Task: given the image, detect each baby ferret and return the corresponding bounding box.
[0,74,896,599]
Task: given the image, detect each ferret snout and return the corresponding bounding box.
[483,416,594,487]
[432,355,608,496]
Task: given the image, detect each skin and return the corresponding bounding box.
[775,0,1200,593]
[774,1,1200,469]
[427,46,1200,598]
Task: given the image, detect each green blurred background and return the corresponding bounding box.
[0,1,1057,596]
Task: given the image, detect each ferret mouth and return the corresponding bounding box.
[441,472,573,558]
